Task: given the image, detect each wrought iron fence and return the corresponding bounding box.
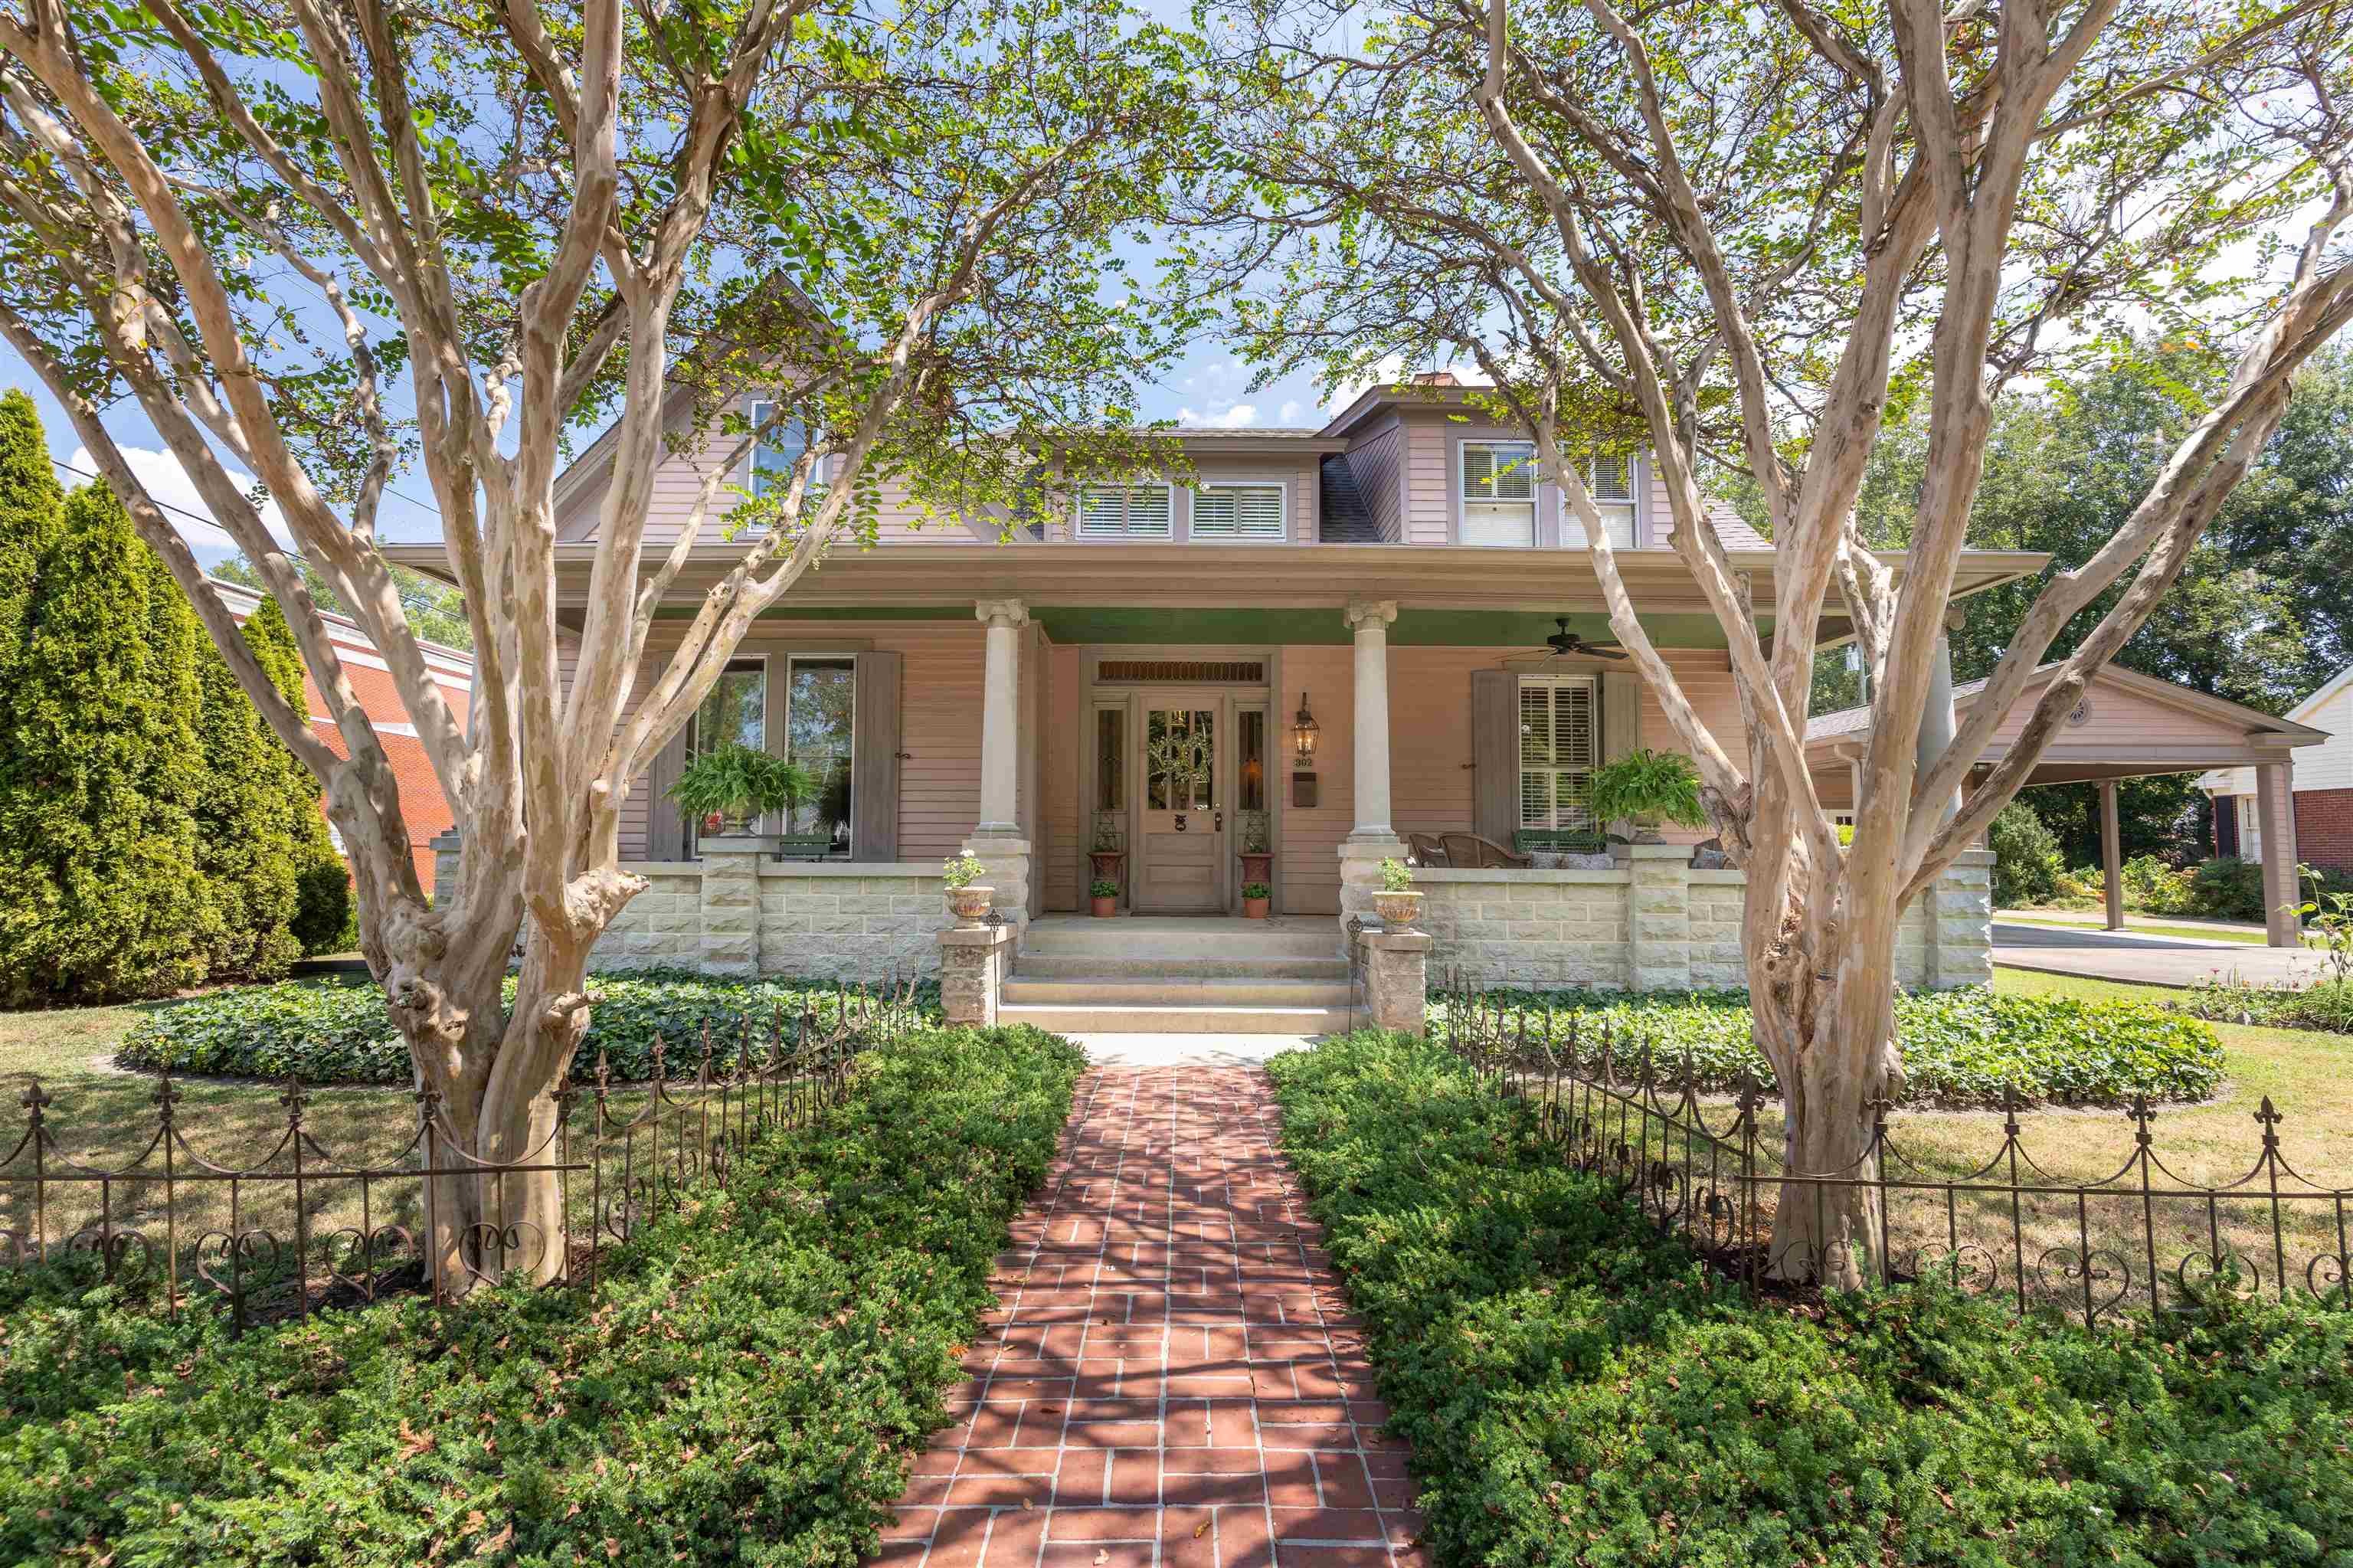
[1,978,927,1331]
[1434,971,2353,1330]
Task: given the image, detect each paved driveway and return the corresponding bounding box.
[1992,921,2328,989]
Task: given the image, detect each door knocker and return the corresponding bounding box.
[1174,813,1188,831]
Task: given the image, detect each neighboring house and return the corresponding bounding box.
[381,372,2319,1008]
[2201,665,2353,873]
[209,575,474,895]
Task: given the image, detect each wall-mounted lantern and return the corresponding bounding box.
[1291,691,1320,807]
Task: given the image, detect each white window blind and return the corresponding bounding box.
[1518,675,1598,831]
[1190,483,1286,540]
[1076,483,1174,538]
[1563,453,1638,548]
[1461,440,1537,547]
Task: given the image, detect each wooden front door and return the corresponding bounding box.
[1134,700,1228,913]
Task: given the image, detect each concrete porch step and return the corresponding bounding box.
[1002,974,1353,1007]
[1019,918,1339,963]
[1010,953,1352,980]
[996,1001,1360,1035]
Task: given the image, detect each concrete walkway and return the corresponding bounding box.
[1992,921,2328,988]
[871,1066,1425,1567]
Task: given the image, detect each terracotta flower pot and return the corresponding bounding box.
[1090,894,1118,917]
[946,885,994,926]
[1238,851,1274,884]
[1373,890,1423,928]
[1242,895,1270,919]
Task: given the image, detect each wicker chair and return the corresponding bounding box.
[1406,831,1450,867]
[1438,831,1532,869]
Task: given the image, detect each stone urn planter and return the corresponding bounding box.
[1088,849,1125,882]
[947,885,994,927]
[1237,851,1274,885]
[1373,890,1424,928]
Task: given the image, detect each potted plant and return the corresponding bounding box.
[1089,877,1120,917]
[669,744,814,836]
[1236,809,1272,886]
[942,853,992,925]
[1586,748,1710,845]
[1240,880,1271,919]
[1372,857,1421,928]
[1089,813,1125,884]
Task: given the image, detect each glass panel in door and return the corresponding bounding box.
[1137,704,1226,912]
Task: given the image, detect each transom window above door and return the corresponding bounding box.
[1076,483,1174,538]
[1189,482,1286,540]
[1461,440,1538,547]
[1562,453,1638,548]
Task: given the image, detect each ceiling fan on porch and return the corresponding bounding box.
[1514,617,1628,661]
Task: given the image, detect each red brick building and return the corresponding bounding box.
[210,576,473,894]
[2204,666,2353,873]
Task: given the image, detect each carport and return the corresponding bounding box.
[1807,663,2328,946]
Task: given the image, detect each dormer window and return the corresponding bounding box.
[1460,440,1537,547]
[1190,481,1286,541]
[1563,453,1638,548]
[1076,483,1174,538]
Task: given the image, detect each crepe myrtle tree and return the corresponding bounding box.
[0,0,1201,1288]
[1208,0,2353,1283]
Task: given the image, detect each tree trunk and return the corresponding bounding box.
[1746,909,1903,1291]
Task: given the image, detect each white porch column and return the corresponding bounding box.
[2099,780,2125,931]
[964,597,1032,933]
[2255,759,2300,948]
[974,598,1027,835]
[1913,626,1961,827]
[1338,597,1405,931]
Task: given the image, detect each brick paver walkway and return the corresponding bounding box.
[873,1066,1426,1568]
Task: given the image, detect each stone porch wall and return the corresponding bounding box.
[1416,846,1994,992]
[579,850,948,980]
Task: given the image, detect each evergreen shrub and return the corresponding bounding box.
[1269,1033,2353,1568]
[0,1024,1083,1567]
[119,969,947,1084]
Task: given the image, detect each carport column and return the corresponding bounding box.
[2099,781,2125,931]
[2255,759,2300,947]
[1337,598,1406,934]
[964,597,1032,937]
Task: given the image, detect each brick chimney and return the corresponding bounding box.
[1407,370,1460,386]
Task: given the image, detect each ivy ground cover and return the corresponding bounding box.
[1268,1032,2353,1568]
[1430,985,2224,1107]
[115,967,943,1085]
[0,1023,1082,1568]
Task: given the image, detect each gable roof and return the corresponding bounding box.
[1805,660,2325,751]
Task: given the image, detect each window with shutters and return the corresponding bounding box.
[1562,452,1639,548]
[1075,483,1174,538]
[1517,675,1599,832]
[1189,481,1287,541]
[1460,440,1538,546]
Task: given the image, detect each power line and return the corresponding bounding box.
[50,454,443,538]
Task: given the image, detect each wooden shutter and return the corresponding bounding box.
[1471,669,1519,846]
[646,725,690,860]
[1601,669,1640,761]
[852,650,902,862]
[1192,484,1285,540]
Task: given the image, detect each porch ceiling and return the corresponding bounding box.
[381,542,2048,648]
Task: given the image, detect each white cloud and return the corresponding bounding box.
[69,442,293,566]
[1278,400,1304,424]
[1175,402,1260,430]
[1322,354,1407,414]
